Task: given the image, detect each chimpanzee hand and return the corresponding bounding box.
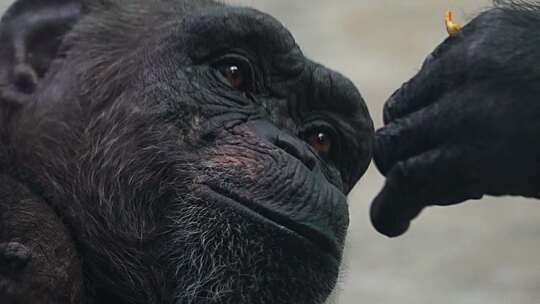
[371,6,540,237]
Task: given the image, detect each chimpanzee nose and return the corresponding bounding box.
[246,120,319,171]
[274,132,318,171]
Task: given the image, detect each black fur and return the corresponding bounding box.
[372,0,540,237]
[0,0,373,303]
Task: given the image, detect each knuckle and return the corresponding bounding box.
[383,82,409,123]
[393,157,423,191]
[383,95,397,124]
[394,160,410,180]
[373,128,398,175]
[383,160,411,193]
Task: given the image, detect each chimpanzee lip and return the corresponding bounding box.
[202,184,342,261]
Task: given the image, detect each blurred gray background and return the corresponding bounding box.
[2,0,540,303]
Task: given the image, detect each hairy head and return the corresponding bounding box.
[1,1,373,303]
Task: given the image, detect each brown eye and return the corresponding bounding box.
[221,65,244,89]
[307,132,332,157]
[213,56,254,91]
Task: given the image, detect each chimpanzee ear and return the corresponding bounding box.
[0,0,82,100]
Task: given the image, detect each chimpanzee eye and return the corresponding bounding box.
[306,131,333,158]
[212,56,254,91]
[219,65,243,89]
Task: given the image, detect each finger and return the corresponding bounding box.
[375,98,458,176]
[383,37,467,124]
[371,146,483,237]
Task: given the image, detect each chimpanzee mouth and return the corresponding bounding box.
[202,184,342,261]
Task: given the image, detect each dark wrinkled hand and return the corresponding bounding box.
[372,7,540,237]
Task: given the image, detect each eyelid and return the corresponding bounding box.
[210,53,251,65]
[300,120,338,136]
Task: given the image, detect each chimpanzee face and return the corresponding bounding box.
[1,1,373,303]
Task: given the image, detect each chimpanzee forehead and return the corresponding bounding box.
[71,1,299,61]
[178,5,300,59]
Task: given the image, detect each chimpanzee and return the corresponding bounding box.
[372,0,540,237]
[0,0,373,303]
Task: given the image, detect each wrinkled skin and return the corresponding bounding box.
[0,0,373,303]
[372,0,540,237]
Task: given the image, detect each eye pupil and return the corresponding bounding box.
[223,65,243,89]
[317,133,326,144]
[308,131,332,156]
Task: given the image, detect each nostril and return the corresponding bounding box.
[275,134,318,171]
[304,156,317,171]
[13,64,38,94]
[244,120,321,171]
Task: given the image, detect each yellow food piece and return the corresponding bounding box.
[445,10,461,35]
